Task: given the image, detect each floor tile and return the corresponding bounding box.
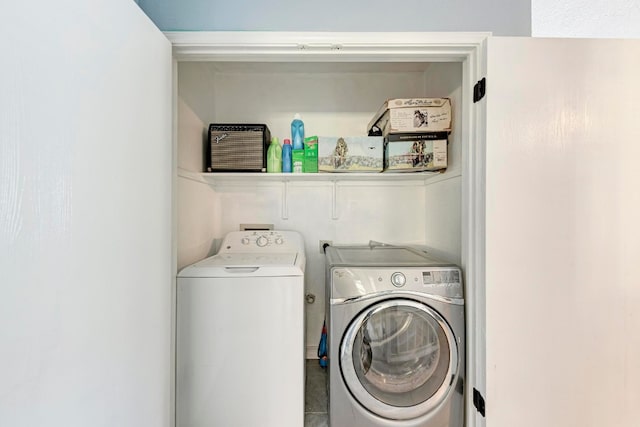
[305,359,328,413]
[305,358,328,427]
[304,413,329,427]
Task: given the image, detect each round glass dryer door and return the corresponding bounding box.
[340,299,458,420]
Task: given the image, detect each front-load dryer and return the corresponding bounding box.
[324,245,464,427]
[176,230,306,427]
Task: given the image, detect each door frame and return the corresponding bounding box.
[165,31,488,427]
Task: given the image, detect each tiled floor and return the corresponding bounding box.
[305,359,328,427]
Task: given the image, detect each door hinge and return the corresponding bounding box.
[473,388,486,417]
[473,78,486,103]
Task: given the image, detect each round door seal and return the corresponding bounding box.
[339,299,459,420]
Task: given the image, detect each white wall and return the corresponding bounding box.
[138,0,531,36]
[0,1,172,426]
[532,0,640,37]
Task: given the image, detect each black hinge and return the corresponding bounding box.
[473,388,486,417]
[473,78,486,103]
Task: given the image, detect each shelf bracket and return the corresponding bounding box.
[332,181,339,220]
[282,181,289,220]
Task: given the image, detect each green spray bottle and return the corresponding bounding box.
[267,137,282,173]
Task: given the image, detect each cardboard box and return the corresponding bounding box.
[383,132,448,172]
[318,136,383,172]
[303,136,318,173]
[368,98,452,135]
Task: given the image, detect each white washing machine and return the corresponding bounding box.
[176,230,306,427]
[324,245,465,427]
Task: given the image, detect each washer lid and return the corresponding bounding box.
[178,252,302,278]
[326,246,451,268]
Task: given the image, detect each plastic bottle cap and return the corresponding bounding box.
[284,139,291,145]
[294,113,301,120]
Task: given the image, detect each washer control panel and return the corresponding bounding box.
[243,232,283,247]
[219,230,301,253]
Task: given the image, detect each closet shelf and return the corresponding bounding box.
[178,169,445,185]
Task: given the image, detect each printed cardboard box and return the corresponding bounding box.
[318,136,383,172]
[368,98,452,135]
[383,132,448,172]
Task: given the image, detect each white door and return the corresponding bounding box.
[0,1,172,427]
[482,37,640,427]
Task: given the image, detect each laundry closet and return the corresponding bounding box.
[173,31,476,378]
[169,32,640,427]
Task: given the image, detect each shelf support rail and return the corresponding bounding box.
[283,180,337,220]
[282,180,338,220]
[332,181,338,220]
[282,180,289,220]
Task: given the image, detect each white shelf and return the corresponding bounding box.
[178,169,444,185]
[177,168,457,220]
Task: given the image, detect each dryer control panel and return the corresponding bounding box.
[331,266,464,301]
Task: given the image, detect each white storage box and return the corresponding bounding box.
[318,136,383,172]
[368,98,452,135]
[383,133,448,172]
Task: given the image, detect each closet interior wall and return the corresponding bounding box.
[175,59,464,353]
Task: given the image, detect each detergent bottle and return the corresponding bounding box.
[267,137,282,173]
[282,138,293,173]
[318,320,328,368]
[291,113,305,150]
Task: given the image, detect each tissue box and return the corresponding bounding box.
[368,98,452,135]
[318,136,383,172]
[383,132,448,172]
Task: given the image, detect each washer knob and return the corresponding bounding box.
[256,235,269,247]
[275,237,284,245]
[391,272,406,287]
[241,237,250,245]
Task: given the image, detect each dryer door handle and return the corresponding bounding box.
[223,266,260,273]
